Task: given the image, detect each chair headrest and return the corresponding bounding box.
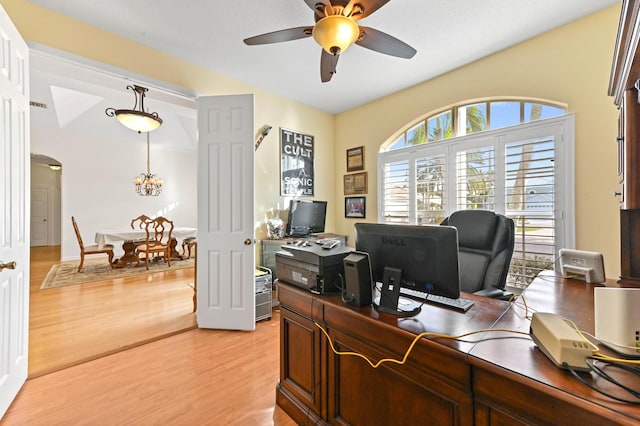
[446,210,498,251]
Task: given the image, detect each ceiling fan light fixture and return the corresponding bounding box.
[312,15,359,55]
[105,85,163,133]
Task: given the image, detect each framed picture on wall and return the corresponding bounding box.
[346,146,364,172]
[345,197,366,218]
[344,172,368,195]
[280,127,314,196]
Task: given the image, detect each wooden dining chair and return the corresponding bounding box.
[71,216,115,272]
[128,214,154,265]
[136,216,174,270]
[130,214,152,230]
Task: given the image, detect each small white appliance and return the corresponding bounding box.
[558,249,605,284]
[594,287,640,357]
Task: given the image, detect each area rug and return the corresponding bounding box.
[40,258,195,289]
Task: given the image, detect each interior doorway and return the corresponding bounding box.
[30,153,62,250]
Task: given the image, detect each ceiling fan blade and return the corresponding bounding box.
[348,0,390,21]
[244,26,313,45]
[303,0,329,19]
[356,26,416,59]
[320,49,339,82]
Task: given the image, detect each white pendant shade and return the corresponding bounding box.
[115,110,162,132]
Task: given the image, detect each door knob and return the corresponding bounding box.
[244,239,253,246]
[0,260,16,271]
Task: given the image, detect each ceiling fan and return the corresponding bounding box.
[243,0,416,83]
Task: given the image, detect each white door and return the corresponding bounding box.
[196,94,255,330]
[0,5,30,419]
[31,186,48,246]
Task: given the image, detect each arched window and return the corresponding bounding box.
[378,98,572,288]
[382,98,566,151]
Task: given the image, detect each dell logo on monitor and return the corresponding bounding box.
[381,237,406,246]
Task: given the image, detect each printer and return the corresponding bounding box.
[275,243,354,294]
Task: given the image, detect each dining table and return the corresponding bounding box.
[95,227,197,268]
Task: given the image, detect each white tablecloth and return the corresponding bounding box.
[95,227,197,248]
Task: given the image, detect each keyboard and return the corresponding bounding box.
[399,287,475,312]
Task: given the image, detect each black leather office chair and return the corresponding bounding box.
[440,210,515,299]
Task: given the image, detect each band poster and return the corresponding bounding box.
[280,128,314,196]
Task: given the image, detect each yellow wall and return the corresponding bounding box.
[333,6,622,278]
[4,1,623,277]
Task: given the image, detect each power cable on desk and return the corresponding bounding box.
[507,292,534,320]
[336,273,354,305]
[314,321,529,369]
[565,357,640,405]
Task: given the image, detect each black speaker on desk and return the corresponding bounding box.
[343,251,373,307]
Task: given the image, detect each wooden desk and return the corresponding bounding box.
[276,274,640,425]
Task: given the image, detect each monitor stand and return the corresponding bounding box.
[373,267,421,317]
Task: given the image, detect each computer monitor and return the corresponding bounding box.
[285,199,327,237]
[354,223,461,301]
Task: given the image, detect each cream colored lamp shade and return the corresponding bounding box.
[115,110,162,132]
[312,15,360,55]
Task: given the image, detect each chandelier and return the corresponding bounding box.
[134,132,163,196]
[106,85,162,133]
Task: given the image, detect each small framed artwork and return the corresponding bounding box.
[344,172,368,195]
[346,146,364,172]
[345,196,366,218]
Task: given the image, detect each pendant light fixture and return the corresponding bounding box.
[106,85,162,133]
[134,132,163,196]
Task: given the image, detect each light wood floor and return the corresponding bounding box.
[2,246,295,425]
[3,311,295,425]
[28,246,198,378]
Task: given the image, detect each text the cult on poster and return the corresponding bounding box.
[281,128,314,196]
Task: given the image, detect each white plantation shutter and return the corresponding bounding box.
[505,136,557,287]
[378,116,574,287]
[416,153,447,224]
[456,146,495,211]
[381,159,410,223]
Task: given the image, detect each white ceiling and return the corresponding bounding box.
[30,0,620,114]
